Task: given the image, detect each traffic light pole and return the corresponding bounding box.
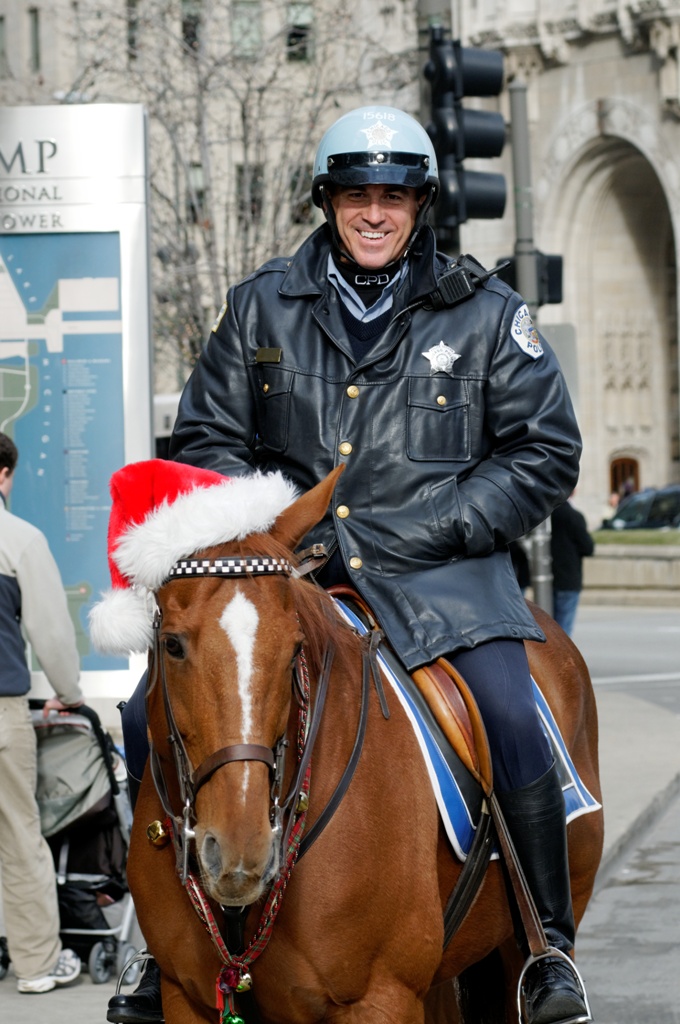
[509,78,553,615]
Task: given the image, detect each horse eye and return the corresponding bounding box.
[163,635,185,660]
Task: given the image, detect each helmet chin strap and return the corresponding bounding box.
[320,184,437,274]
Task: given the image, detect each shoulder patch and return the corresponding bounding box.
[211,302,227,333]
[510,303,543,359]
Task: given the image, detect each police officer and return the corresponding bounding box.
[108,106,590,1024]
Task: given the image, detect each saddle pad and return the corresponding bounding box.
[334,598,601,861]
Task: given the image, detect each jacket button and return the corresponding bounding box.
[263,383,270,393]
[349,556,363,570]
[346,385,360,398]
[336,505,350,519]
[436,395,446,406]
[339,442,353,456]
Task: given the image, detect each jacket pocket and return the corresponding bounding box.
[255,366,294,453]
[406,377,471,461]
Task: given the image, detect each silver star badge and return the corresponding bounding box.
[422,341,461,375]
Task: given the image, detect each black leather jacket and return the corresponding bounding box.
[170,226,580,668]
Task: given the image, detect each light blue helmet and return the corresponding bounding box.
[312,105,439,208]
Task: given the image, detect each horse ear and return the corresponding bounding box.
[271,465,345,552]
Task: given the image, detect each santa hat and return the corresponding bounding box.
[88,459,299,656]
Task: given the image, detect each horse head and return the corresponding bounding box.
[148,466,343,907]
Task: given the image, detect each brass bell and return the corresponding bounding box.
[146,819,170,847]
[236,972,253,992]
[296,791,309,813]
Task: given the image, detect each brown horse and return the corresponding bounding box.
[128,467,603,1024]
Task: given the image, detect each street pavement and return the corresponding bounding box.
[1,604,679,1023]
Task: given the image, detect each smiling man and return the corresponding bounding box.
[330,182,424,268]
[111,107,591,1024]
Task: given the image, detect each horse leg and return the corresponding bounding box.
[424,979,461,1024]
[161,972,214,1024]
[128,770,223,1021]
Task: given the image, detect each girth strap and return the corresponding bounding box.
[192,744,276,795]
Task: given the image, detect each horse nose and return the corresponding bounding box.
[201,831,224,882]
[199,830,276,883]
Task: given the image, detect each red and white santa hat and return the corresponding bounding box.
[88,459,299,656]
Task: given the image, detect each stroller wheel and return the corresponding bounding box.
[88,941,113,984]
[0,936,9,980]
[117,942,141,987]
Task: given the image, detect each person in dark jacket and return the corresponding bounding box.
[106,107,589,1024]
[551,497,595,636]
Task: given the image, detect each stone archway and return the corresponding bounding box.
[543,137,678,522]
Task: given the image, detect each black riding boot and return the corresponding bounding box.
[107,956,164,1024]
[498,762,591,1024]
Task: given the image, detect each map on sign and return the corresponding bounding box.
[0,232,126,669]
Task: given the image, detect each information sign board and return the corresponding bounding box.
[0,104,153,714]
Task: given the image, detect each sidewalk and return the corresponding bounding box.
[2,611,679,1022]
[591,688,680,887]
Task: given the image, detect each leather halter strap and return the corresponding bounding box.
[192,743,276,795]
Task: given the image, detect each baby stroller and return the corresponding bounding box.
[30,700,142,985]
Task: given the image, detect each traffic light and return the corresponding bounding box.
[424,25,507,250]
[496,253,564,306]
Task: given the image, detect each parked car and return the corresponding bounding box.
[601,485,680,529]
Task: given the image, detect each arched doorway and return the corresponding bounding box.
[610,456,639,497]
[551,138,678,522]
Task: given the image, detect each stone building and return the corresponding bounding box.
[451,1,680,526]
[1,0,679,525]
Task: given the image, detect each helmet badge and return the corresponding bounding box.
[360,121,398,149]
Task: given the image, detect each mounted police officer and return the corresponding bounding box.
[108,106,591,1024]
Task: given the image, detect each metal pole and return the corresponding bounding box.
[509,79,553,614]
[509,79,538,314]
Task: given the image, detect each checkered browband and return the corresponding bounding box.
[166,556,296,580]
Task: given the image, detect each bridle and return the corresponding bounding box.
[146,553,333,884]
[141,550,390,1013]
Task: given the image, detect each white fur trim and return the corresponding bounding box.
[88,588,154,655]
[114,471,299,590]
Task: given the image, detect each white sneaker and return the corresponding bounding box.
[17,948,82,993]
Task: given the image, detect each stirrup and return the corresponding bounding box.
[517,947,593,1024]
[114,948,155,996]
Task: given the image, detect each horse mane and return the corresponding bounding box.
[229,533,360,681]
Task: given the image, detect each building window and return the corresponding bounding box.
[28,7,40,73]
[127,0,139,61]
[290,165,313,224]
[232,1,262,59]
[0,17,9,78]
[286,2,313,62]
[237,164,264,224]
[187,162,205,225]
[181,0,201,53]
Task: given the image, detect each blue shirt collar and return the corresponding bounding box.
[327,254,408,323]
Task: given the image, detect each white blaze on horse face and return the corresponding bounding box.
[219,589,259,798]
